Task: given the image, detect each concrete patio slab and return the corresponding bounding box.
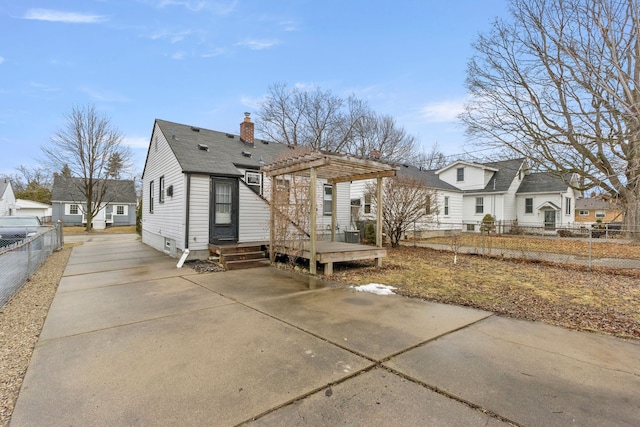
[57,261,199,293]
[11,304,372,427]
[40,276,233,340]
[385,315,640,427]
[187,267,336,302]
[244,367,509,426]
[250,288,493,360]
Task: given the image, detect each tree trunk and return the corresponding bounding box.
[623,192,640,240]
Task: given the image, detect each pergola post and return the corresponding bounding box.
[376,175,383,267]
[309,167,317,275]
[331,182,337,242]
[269,175,276,263]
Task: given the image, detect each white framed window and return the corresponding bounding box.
[149,181,154,213]
[475,197,484,214]
[467,224,475,231]
[245,171,262,195]
[525,198,533,214]
[115,205,127,215]
[364,193,372,214]
[579,210,589,216]
[159,176,165,203]
[323,185,333,216]
[565,197,572,215]
[595,210,605,218]
[456,167,464,182]
[66,204,80,215]
[444,196,449,216]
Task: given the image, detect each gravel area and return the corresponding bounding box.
[0,245,73,427]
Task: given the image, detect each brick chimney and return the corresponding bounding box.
[240,112,254,146]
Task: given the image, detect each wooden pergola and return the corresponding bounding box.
[261,151,397,275]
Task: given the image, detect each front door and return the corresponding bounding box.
[544,210,556,229]
[210,177,238,243]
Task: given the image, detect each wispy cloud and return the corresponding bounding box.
[171,51,187,60]
[240,95,264,110]
[149,29,193,43]
[23,8,108,24]
[279,19,300,32]
[420,100,465,123]
[30,82,59,92]
[235,38,279,50]
[81,87,130,103]
[200,47,226,58]
[123,136,149,149]
[149,0,237,14]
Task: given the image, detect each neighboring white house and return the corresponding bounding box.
[0,179,17,217]
[15,199,52,222]
[352,158,578,233]
[141,114,353,260]
[51,176,137,229]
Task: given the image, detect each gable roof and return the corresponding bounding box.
[52,176,137,204]
[435,160,498,174]
[16,199,51,209]
[150,119,290,177]
[575,198,620,210]
[463,158,526,194]
[0,180,11,199]
[397,164,462,192]
[516,172,571,193]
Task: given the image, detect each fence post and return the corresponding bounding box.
[589,227,593,271]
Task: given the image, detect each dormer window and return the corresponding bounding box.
[456,167,465,182]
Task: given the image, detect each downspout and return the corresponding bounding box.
[185,173,191,249]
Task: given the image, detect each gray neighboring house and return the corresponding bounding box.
[51,176,137,228]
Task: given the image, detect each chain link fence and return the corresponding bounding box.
[0,224,64,306]
[408,222,640,271]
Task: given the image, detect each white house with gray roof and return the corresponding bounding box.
[352,157,578,233]
[141,114,352,260]
[51,176,137,228]
[0,179,17,217]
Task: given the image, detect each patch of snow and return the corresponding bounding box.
[350,283,396,296]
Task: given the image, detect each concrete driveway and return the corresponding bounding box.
[10,234,640,426]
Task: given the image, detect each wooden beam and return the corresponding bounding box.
[328,169,397,184]
[263,157,329,177]
[309,167,317,275]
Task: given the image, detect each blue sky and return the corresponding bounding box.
[0,0,508,177]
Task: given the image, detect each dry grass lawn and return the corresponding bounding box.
[64,225,137,235]
[421,234,640,259]
[332,246,640,340]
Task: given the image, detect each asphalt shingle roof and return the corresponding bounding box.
[516,172,571,193]
[575,198,619,210]
[463,158,526,194]
[52,176,137,203]
[153,119,291,176]
[396,164,462,192]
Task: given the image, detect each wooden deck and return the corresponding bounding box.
[272,241,387,275]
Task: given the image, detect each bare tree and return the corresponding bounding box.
[42,104,132,231]
[412,142,448,170]
[368,175,438,247]
[258,82,418,161]
[461,0,640,235]
[1,165,52,204]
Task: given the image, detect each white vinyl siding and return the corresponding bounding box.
[142,122,188,253]
[187,175,210,251]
